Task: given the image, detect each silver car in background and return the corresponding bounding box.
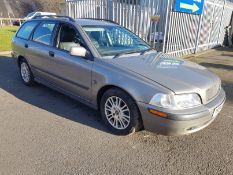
[12,16,226,135]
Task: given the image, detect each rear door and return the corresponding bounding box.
[26,21,58,82]
[45,22,93,101]
[13,21,39,62]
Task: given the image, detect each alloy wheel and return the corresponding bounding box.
[21,62,30,83]
[104,96,130,130]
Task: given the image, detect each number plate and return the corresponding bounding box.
[213,103,224,119]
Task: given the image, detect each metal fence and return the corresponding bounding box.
[66,0,233,56]
[165,0,233,56]
[66,0,169,51]
[0,18,23,27]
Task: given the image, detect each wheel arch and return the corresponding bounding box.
[97,84,139,111]
[17,55,26,67]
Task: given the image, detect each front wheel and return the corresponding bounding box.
[19,59,34,86]
[100,88,143,135]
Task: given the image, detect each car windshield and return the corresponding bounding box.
[27,12,36,18]
[83,25,151,57]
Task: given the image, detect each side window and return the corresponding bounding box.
[16,21,39,40]
[57,24,84,52]
[32,22,56,45]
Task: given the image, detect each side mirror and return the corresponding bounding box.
[70,46,88,58]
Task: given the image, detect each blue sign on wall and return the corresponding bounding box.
[174,0,205,15]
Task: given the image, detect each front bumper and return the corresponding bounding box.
[138,89,226,136]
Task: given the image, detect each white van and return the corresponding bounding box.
[24,12,56,20]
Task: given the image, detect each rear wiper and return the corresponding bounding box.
[113,50,140,59]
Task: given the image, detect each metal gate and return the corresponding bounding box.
[66,0,233,56]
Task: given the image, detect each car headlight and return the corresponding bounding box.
[149,93,201,110]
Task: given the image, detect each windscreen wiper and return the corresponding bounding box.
[140,48,154,55]
[113,50,141,59]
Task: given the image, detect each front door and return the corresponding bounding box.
[47,23,93,101]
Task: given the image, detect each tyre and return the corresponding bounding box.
[100,88,143,135]
[19,59,34,86]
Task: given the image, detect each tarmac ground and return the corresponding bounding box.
[0,47,233,175]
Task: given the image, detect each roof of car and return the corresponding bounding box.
[30,17,118,26]
[75,19,117,26]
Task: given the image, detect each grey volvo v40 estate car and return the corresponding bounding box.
[12,16,226,135]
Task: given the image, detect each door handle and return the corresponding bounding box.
[49,51,55,57]
[24,44,28,48]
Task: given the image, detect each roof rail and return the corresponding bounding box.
[80,18,118,24]
[32,15,75,22]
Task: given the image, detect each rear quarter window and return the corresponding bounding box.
[17,21,39,40]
